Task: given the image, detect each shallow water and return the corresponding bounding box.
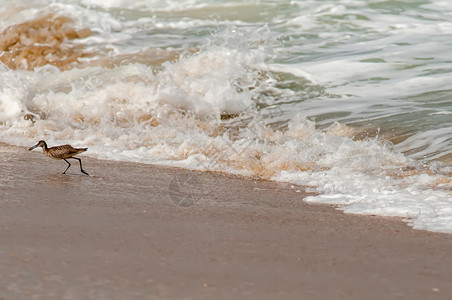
[0,0,451,232]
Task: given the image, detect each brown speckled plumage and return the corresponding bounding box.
[29,140,89,175]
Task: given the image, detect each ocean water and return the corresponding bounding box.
[0,0,451,232]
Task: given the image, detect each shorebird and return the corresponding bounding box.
[29,140,89,175]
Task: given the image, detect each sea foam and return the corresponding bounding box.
[0,1,451,233]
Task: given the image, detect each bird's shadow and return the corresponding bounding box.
[42,172,90,184]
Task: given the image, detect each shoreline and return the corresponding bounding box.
[1,143,452,299]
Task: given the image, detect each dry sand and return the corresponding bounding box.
[1,143,452,299]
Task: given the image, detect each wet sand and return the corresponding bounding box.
[1,143,452,299]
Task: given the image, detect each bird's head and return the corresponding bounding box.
[29,140,46,151]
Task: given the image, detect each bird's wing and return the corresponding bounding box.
[49,145,80,158]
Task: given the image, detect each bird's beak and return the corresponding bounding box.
[29,144,38,151]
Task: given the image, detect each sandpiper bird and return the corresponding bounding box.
[29,140,89,175]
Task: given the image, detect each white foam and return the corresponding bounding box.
[0,0,451,234]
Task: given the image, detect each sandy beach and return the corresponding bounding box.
[0,142,452,299]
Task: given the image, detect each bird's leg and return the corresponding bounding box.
[63,159,71,174]
[72,157,89,175]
